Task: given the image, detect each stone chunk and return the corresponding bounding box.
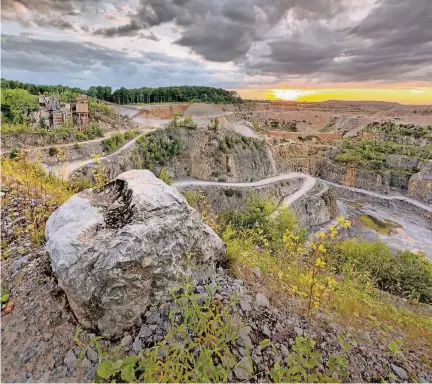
[45,170,226,338]
[391,364,408,381]
[255,293,269,308]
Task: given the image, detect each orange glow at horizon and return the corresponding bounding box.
[235,88,432,105]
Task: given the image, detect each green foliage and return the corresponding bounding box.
[1,88,38,124]
[9,147,20,159]
[269,336,341,383]
[1,78,243,105]
[158,167,172,185]
[1,122,104,144]
[111,85,242,104]
[335,139,432,171]
[135,132,181,170]
[220,194,306,254]
[208,117,219,130]
[93,278,243,383]
[1,287,10,303]
[167,115,197,129]
[1,78,86,97]
[1,155,76,247]
[387,339,403,355]
[218,139,228,153]
[48,147,58,157]
[328,239,432,303]
[89,99,113,116]
[102,130,139,153]
[364,121,432,138]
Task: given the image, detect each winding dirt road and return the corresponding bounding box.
[173,172,316,208]
[44,131,148,178]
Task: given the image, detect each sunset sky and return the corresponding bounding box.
[1,0,431,104]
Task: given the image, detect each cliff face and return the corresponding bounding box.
[408,161,432,204]
[165,126,276,182]
[319,162,411,193]
[72,124,277,183]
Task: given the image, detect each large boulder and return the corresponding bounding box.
[45,170,226,337]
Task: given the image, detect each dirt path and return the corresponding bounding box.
[23,129,137,152]
[44,132,148,178]
[322,179,432,214]
[173,172,316,208]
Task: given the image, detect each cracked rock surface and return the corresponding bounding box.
[45,170,226,337]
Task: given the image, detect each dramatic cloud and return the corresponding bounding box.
[0,34,242,88]
[1,0,431,87]
[93,0,347,62]
[247,0,432,82]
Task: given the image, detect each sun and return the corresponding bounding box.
[271,89,316,101]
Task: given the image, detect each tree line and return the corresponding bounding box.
[1,79,242,105]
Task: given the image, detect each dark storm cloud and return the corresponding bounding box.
[249,0,432,82]
[0,34,240,88]
[93,0,346,62]
[2,0,431,83]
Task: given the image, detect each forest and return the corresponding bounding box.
[0,79,242,104]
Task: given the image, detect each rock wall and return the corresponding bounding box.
[290,182,338,229]
[319,162,411,193]
[408,161,432,204]
[385,154,420,172]
[72,126,276,183]
[273,142,330,176]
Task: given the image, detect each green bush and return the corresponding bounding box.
[364,121,432,138]
[158,167,172,185]
[328,239,432,303]
[102,130,139,153]
[219,140,228,153]
[9,147,20,159]
[48,147,58,157]
[135,132,181,169]
[220,194,306,253]
[167,116,197,129]
[88,99,113,116]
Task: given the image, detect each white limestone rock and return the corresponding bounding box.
[46,170,226,337]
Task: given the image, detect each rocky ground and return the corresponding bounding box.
[1,190,431,383]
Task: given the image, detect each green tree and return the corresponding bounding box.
[1,89,38,124]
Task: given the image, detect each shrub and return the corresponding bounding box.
[219,140,228,153]
[328,239,432,303]
[48,147,58,157]
[88,99,113,116]
[102,130,139,153]
[73,143,81,150]
[167,116,197,129]
[86,123,103,139]
[219,194,306,254]
[9,147,20,159]
[158,167,172,185]
[135,132,181,170]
